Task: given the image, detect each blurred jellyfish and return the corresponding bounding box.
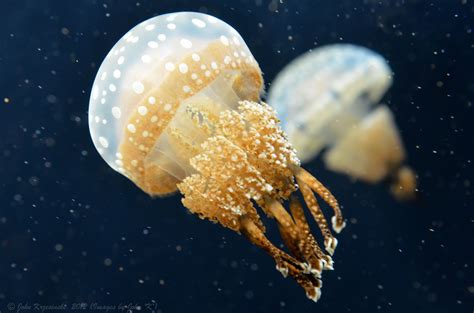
[268,44,416,201]
[89,12,346,301]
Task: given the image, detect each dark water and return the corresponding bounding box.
[1,1,473,312]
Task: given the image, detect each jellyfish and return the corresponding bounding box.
[88,12,347,301]
[268,44,417,201]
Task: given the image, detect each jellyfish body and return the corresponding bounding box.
[268,44,416,200]
[89,12,345,301]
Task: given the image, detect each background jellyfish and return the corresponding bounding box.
[88,12,346,301]
[268,44,417,201]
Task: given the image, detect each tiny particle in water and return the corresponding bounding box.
[4,97,10,104]
[104,258,112,266]
[28,176,39,186]
[46,94,57,103]
[54,243,63,252]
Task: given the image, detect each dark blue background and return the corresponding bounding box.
[0,0,473,312]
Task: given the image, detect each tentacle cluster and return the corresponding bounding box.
[177,100,345,301]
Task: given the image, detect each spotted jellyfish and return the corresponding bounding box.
[268,44,417,201]
[88,12,346,301]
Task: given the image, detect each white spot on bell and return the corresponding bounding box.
[145,24,155,31]
[148,96,156,104]
[127,124,136,133]
[180,38,192,48]
[158,34,166,41]
[165,62,175,72]
[138,106,148,116]
[192,53,200,62]
[141,54,152,63]
[167,23,176,30]
[148,41,158,48]
[132,81,144,94]
[179,63,188,74]
[112,107,121,119]
[113,69,121,78]
[192,18,206,28]
[220,35,229,46]
[92,85,99,100]
[99,137,109,148]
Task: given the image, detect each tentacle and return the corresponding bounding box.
[293,166,346,233]
[239,215,322,302]
[262,198,303,261]
[297,177,338,255]
[289,196,334,271]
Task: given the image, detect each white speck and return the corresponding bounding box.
[142,131,149,137]
[179,63,188,73]
[165,62,175,71]
[164,103,172,111]
[113,69,121,78]
[94,116,100,123]
[132,81,144,94]
[180,38,192,48]
[192,53,200,61]
[109,84,116,92]
[211,62,218,69]
[220,35,229,46]
[138,106,148,116]
[151,116,158,123]
[224,56,231,64]
[101,72,107,80]
[100,98,106,104]
[115,159,124,167]
[182,85,191,93]
[127,124,136,133]
[117,56,125,65]
[192,18,206,28]
[148,41,158,48]
[158,34,166,41]
[112,107,121,119]
[166,14,176,21]
[148,96,156,104]
[141,54,152,63]
[167,23,176,30]
[99,137,109,148]
[116,152,123,159]
[191,73,198,80]
[131,160,138,167]
[145,24,155,31]
[205,70,211,77]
